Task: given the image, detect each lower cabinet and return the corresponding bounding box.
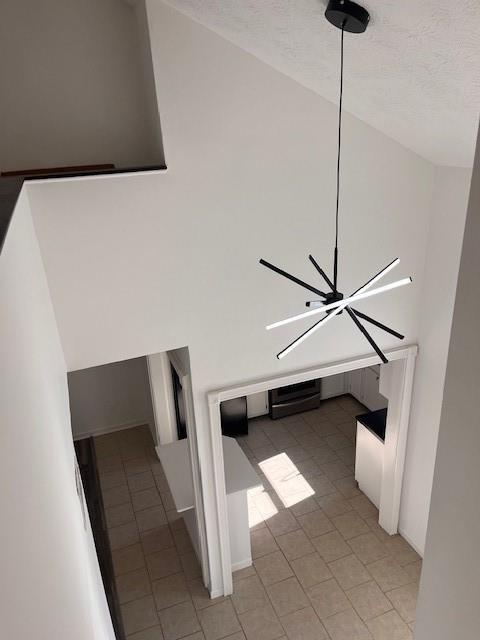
[246,391,269,418]
[355,408,387,509]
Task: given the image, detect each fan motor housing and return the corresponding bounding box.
[324,290,345,314]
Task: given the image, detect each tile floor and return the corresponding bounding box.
[95,395,421,640]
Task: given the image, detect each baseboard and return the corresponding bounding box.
[73,419,152,441]
[398,526,424,558]
[231,558,252,572]
[208,558,252,598]
[344,390,363,404]
[321,391,346,400]
[247,410,269,419]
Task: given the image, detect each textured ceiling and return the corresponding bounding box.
[162,0,480,167]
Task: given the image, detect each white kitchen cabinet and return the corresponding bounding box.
[347,366,388,411]
[354,406,387,509]
[320,373,346,399]
[355,419,384,508]
[348,368,364,402]
[158,436,262,571]
[364,367,388,411]
[246,391,269,418]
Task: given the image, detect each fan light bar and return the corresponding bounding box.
[268,257,402,330]
[277,305,341,359]
[267,276,411,331]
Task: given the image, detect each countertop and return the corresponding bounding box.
[157,435,262,512]
[356,408,387,442]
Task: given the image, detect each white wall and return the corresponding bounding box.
[26,2,463,591]
[415,127,480,640]
[68,356,155,439]
[0,191,114,639]
[0,0,163,172]
[399,166,471,554]
[30,3,433,372]
[133,0,165,165]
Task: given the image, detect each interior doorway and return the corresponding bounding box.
[171,363,187,440]
[234,364,389,513]
[208,345,417,596]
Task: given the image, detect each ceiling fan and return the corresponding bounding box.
[259,0,411,363]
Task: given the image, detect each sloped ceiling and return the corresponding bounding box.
[162,0,480,167]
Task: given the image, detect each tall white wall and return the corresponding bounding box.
[133,0,165,165]
[415,128,480,640]
[26,2,463,591]
[0,0,163,172]
[399,166,471,553]
[0,191,114,639]
[30,3,433,373]
[68,356,155,439]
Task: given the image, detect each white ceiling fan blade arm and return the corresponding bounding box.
[267,257,400,331]
[342,277,412,306]
[277,304,346,359]
[266,275,411,331]
[353,257,400,296]
[266,290,361,330]
[266,298,343,329]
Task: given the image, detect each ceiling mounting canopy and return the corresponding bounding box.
[166,0,480,165]
[325,0,370,34]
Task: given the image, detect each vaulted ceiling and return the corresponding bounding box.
[163,0,480,167]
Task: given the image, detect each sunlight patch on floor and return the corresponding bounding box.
[260,452,315,508]
[248,490,277,528]
[247,453,315,528]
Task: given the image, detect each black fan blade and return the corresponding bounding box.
[351,308,404,340]
[259,259,326,298]
[346,307,388,363]
[308,254,335,291]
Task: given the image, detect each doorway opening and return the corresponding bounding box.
[67,347,207,638]
[208,345,417,596]
[229,362,389,512]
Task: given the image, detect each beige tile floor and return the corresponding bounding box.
[95,395,421,640]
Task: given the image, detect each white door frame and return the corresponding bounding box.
[207,344,417,596]
[166,352,210,589]
[147,352,177,446]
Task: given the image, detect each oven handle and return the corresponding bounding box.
[270,391,321,409]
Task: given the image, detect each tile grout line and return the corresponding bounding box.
[96,403,419,640]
